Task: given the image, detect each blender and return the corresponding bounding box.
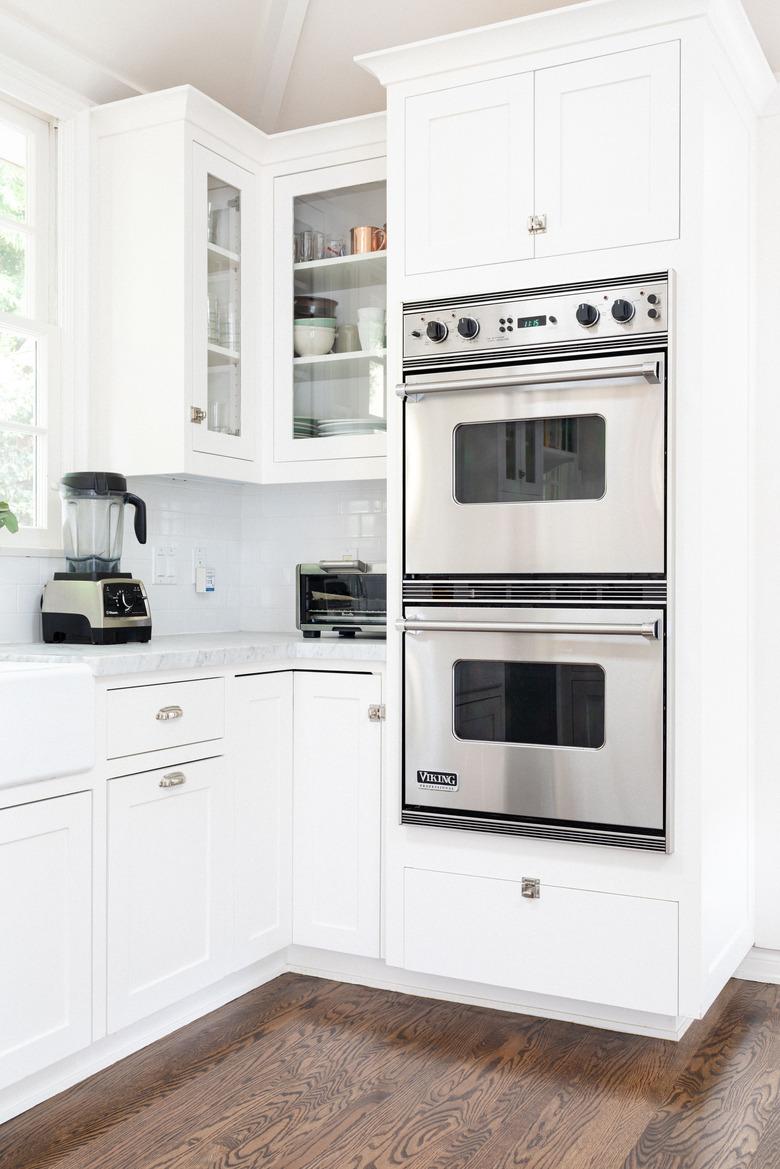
[41,473,152,644]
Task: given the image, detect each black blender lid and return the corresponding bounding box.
[61,472,128,493]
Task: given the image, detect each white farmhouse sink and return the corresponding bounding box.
[0,662,95,788]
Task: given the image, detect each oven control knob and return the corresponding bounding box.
[576,303,600,327]
[457,316,480,339]
[611,298,635,323]
[426,320,448,343]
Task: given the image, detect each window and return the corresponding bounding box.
[0,96,56,541]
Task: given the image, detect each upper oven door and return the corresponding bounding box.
[403,353,665,576]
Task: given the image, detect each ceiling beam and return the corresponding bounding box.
[251,0,310,132]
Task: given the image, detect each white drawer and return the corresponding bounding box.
[403,868,678,1016]
[106,677,225,759]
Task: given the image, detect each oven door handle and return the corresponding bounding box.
[396,618,659,640]
[396,360,662,400]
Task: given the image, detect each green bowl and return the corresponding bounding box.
[294,317,336,327]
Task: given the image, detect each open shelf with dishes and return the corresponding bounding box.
[271,158,387,475]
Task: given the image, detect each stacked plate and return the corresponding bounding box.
[317,418,387,438]
[293,416,318,439]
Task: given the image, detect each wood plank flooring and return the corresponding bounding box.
[1,973,779,1169]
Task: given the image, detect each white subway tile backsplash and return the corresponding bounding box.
[0,475,386,643]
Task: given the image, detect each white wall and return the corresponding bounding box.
[752,112,780,951]
[0,476,387,643]
[240,480,387,632]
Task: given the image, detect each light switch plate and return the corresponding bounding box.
[153,543,178,584]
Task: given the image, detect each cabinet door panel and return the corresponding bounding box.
[534,42,680,257]
[0,793,92,1090]
[293,672,382,957]
[233,672,293,967]
[107,757,231,1031]
[405,75,534,275]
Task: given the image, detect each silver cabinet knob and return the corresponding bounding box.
[159,771,186,788]
[156,705,183,721]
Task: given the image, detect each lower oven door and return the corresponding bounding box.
[402,606,665,848]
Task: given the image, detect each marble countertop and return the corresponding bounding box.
[0,631,387,677]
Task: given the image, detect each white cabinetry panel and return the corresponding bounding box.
[107,757,232,1031]
[404,75,534,275]
[293,672,382,957]
[106,677,225,760]
[404,868,678,1016]
[233,672,294,967]
[534,42,680,258]
[0,793,92,1091]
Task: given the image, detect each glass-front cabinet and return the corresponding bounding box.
[272,158,387,472]
[191,143,257,461]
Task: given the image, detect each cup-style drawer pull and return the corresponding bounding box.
[156,705,183,721]
[159,771,186,788]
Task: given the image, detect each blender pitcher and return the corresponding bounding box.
[60,472,147,576]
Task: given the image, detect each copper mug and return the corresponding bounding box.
[350,224,387,254]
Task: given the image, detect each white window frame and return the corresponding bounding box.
[0,61,90,554]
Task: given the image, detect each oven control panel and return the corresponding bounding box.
[403,275,669,362]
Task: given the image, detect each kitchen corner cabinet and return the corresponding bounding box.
[293,671,382,956]
[404,41,680,277]
[233,672,294,967]
[267,156,388,482]
[92,100,260,478]
[107,756,232,1032]
[0,793,92,1092]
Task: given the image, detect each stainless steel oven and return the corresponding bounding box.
[401,274,668,577]
[400,604,666,850]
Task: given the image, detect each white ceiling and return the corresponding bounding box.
[0,0,778,131]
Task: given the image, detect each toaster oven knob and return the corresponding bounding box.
[457,316,480,339]
[426,320,448,343]
[611,298,636,323]
[576,302,600,327]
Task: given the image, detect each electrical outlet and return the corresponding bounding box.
[153,543,178,584]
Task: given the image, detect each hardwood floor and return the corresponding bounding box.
[1,974,779,1169]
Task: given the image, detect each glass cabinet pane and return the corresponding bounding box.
[206,175,241,439]
[290,178,386,446]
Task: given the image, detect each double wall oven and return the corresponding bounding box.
[399,273,671,851]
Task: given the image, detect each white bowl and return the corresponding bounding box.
[294,324,336,357]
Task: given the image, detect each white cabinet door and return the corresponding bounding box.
[0,793,92,1091]
[107,757,232,1031]
[233,672,293,967]
[191,142,259,462]
[404,74,534,275]
[534,42,680,258]
[293,672,382,957]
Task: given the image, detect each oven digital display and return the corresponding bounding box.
[517,314,547,328]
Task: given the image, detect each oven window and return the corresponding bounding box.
[454,660,605,748]
[454,415,606,504]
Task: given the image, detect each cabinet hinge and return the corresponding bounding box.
[521,877,541,899]
[191,406,206,424]
[527,213,547,235]
[368,704,386,722]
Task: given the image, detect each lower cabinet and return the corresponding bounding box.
[107,756,232,1032]
[0,792,92,1091]
[233,671,294,967]
[403,868,678,1016]
[293,671,382,957]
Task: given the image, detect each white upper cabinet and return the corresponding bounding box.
[404,75,534,275]
[0,793,92,1091]
[533,42,680,258]
[92,91,261,480]
[402,43,680,279]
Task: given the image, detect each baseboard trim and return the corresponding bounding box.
[0,952,287,1127]
[0,945,692,1126]
[736,947,780,984]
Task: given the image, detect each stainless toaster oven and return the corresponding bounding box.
[297,560,386,637]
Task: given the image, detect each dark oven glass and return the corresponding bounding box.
[454,414,606,504]
[300,572,387,627]
[453,659,605,748]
